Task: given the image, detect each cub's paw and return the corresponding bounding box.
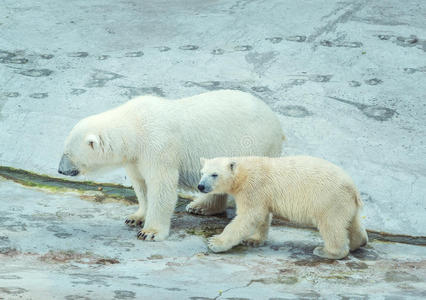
[137,229,167,241]
[125,214,145,227]
[241,239,266,247]
[186,201,225,216]
[208,235,232,253]
[186,202,207,215]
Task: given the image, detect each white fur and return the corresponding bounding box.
[62,90,284,241]
[201,156,368,259]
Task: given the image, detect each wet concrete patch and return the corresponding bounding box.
[97,55,110,60]
[85,69,124,88]
[64,295,91,300]
[124,51,144,57]
[328,96,397,121]
[211,48,225,55]
[40,54,54,59]
[0,275,21,280]
[156,46,171,52]
[179,45,199,51]
[309,74,332,82]
[286,35,307,42]
[114,290,136,299]
[251,86,271,93]
[349,80,361,87]
[275,105,313,118]
[0,287,28,295]
[2,92,20,98]
[377,34,426,52]
[71,88,87,95]
[320,40,363,48]
[29,92,48,99]
[364,78,383,85]
[15,68,53,77]
[245,51,279,75]
[67,52,89,58]
[120,86,165,98]
[234,45,253,51]
[265,37,283,44]
[0,50,28,64]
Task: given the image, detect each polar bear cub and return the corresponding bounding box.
[58,90,284,241]
[198,156,368,259]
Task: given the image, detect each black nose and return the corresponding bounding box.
[198,184,205,192]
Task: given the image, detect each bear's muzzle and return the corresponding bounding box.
[58,154,80,176]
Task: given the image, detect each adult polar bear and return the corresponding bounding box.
[58,90,284,241]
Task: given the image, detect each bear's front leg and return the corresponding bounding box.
[125,164,147,227]
[137,168,179,241]
[208,210,266,252]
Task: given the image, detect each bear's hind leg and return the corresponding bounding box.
[242,213,271,247]
[186,194,227,216]
[125,164,147,227]
[349,212,368,251]
[314,219,350,260]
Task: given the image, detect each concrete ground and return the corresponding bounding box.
[1,0,425,299]
[1,179,425,299]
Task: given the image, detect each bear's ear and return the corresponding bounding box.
[85,134,99,150]
[200,157,206,166]
[229,161,237,172]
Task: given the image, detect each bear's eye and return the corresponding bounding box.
[211,173,218,178]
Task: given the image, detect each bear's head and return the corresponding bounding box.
[197,157,237,194]
[58,117,122,176]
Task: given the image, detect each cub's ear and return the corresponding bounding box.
[229,161,237,172]
[200,157,206,166]
[85,134,99,150]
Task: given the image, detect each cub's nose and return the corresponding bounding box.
[197,184,205,192]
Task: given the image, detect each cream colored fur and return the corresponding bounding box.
[61,90,284,241]
[200,156,368,259]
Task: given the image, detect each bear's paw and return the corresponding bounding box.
[137,229,166,241]
[186,203,208,215]
[208,235,233,253]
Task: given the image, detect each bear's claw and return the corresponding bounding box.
[137,230,156,241]
[125,215,145,227]
[136,229,168,241]
[125,219,144,226]
[186,205,206,215]
[241,239,265,247]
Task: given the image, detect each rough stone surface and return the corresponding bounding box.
[0,1,426,297]
[0,180,425,299]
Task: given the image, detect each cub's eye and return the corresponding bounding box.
[211,173,218,178]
